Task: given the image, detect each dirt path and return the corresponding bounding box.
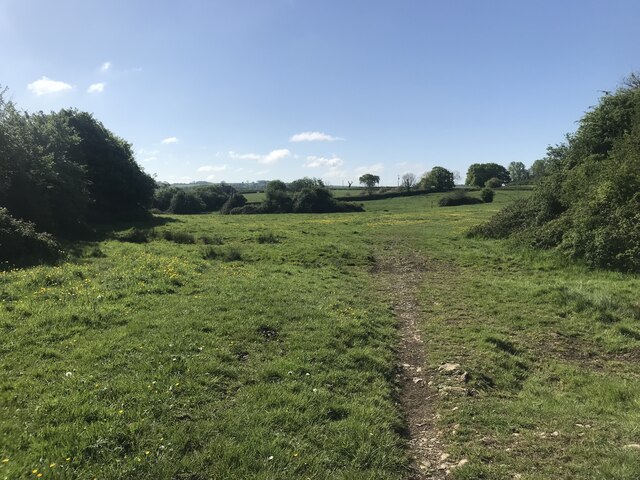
[374,246,447,479]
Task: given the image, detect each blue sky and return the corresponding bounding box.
[1,1,639,186]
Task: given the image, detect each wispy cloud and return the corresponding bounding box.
[197,164,228,173]
[100,61,111,72]
[290,131,344,142]
[161,137,179,144]
[87,82,106,94]
[261,149,291,164]
[141,156,157,163]
[305,156,344,168]
[27,76,72,96]
[229,151,262,161]
[229,149,291,165]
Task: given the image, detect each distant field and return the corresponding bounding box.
[1,190,639,479]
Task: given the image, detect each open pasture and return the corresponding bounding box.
[1,189,639,479]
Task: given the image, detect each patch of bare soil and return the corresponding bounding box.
[374,247,448,479]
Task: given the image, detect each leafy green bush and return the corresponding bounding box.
[485,177,503,188]
[220,194,248,214]
[201,246,219,260]
[113,228,150,243]
[159,230,196,244]
[0,208,61,264]
[224,247,242,261]
[480,188,495,203]
[168,190,206,214]
[438,190,483,207]
[257,232,279,244]
[472,74,640,272]
[199,235,223,245]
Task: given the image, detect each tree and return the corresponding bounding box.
[359,174,380,194]
[508,161,529,183]
[529,159,547,180]
[465,163,510,187]
[289,177,324,192]
[61,110,156,219]
[419,166,455,191]
[401,173,417,191]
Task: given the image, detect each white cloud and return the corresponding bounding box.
[354,163,384,174]
[229,151,262,161]
[100,61,111,72]
[197,164,228,173]
[161,137,179,144]
[305,156,344,168]
[261,149,291,165]
[27,76,72,96]
[141,156,157,163]
[87,82,105,94]
[229,149,291,165]
[138,148,159,156]
[290,131,344,142]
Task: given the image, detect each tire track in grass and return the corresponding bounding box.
[374,244,447,479]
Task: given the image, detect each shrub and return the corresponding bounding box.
[0,208,61,264]
[224,247,242,262]
[201,246,219,260]
[160,230,195,244]
[438,190,483,207]
[199,235,223,245]
[472,74,640,272]
[485,177,503,188]
[168,190,206,214]
[113,228,150,243]
[480,188,495,203]
[257,232,279,244]
[220,194,248,214]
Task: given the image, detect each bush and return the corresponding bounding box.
[0,208,61,264]
[438,190,483,207]
[257,232,279,244]
[485,177,503,188]
[199,235,223,245]
[113,228,150,243]
[160,230,196,244]
[220,194,248,214]
[472,74,640,272]
[480,188,495,203]
[201,246,219,260]
[168,190,206,214]
[224,247,242,262]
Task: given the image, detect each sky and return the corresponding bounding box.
[1,0,639,186]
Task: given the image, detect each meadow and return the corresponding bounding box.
[1,190,639,479]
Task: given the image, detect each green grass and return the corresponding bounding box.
[1,189,639,479]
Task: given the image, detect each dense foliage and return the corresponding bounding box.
[465,163,510,187]
[226,178,364,214]
[418,166,455,191]
[470,74,640,272]
[0,89,155,263]
[359,173,380,194]
[153,184,237,214]
[438,190,483,207]
[0,208,61,263]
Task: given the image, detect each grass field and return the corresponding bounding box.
[1,190,639,479]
